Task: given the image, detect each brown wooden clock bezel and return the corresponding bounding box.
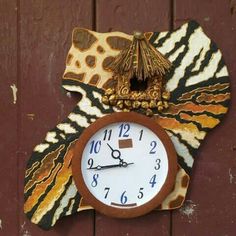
[72,112,177,218]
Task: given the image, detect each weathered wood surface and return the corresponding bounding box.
[0,1,18,235]
[96,0,172,32]
[172,1,236,235]
[1,0,235,235]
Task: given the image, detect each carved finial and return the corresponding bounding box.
[133,31,145,40]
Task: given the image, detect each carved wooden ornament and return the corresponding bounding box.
[102,31,172,116]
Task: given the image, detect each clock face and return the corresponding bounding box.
[81,122,169,208]
[72,112,177,218]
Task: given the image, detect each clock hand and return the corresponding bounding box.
[87,162,134,170]
[107,143,123,162]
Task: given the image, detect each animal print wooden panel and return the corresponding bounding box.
[63,28,132,89]
[24,21,230,229]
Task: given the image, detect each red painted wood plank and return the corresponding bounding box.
[18,1,94,235]
[96,212,170,236]
[96,0,171,33]
[95,1,172,235]
[0,1,18,235]
[172,1,236,235]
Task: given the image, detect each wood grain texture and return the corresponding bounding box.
[18,0,94,235]
[95,1,172,235]
[0,1,18,235]
[96,0,171,33]
[96,212,170,236]
[172,1,236,235]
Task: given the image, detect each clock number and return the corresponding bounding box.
[137,187,144,199]
[89,140,101,154]
[91,174,99,187]
[155,159,161,170]
[149,141,157,154]
[139,130,143,141]
[119,123,130,137]
[103,129,112,141]
[120,191,128,204]
[87,158,94,168]
[149,174,157,188]
[104,187,110,199]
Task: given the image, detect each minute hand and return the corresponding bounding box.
[88,162,134,170]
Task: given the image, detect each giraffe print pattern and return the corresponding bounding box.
[63,28,132,89]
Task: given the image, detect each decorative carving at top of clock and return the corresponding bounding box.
[102,31,172,116]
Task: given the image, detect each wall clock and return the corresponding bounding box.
[72,112,177,218]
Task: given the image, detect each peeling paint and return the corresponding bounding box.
[10,84,17,104]
[21,221,31,236]
[22,230,31,236]
[204,16,210,21]
[27,113,35,120]
[179,200,198,223]
[229,168,235,184]
[66,92,72,98]
[21,221,26,230]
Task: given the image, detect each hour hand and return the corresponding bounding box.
[87,162,134,170]
[107,143,122,161]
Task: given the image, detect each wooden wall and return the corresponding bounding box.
[0,0,235,235]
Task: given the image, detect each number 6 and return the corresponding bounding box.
[120,191,128,204]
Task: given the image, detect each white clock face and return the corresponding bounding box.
[81,122,169,209]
